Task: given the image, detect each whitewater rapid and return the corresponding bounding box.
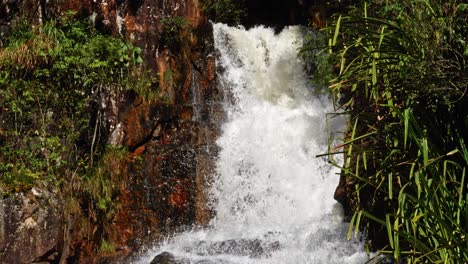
[138,24,367,264]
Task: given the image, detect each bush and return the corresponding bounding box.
[202,0,246,25]
[0,14,142,191]
[160,16,190,50]
[302,1,468,262]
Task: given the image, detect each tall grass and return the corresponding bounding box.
[303,0,468,262]
[342,107,468,263]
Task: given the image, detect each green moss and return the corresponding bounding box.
[99,238,116,253]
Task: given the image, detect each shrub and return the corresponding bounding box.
[202,0,246,25]
[160,16,190,50]
[0,14,142,191]
[303,1,468,262]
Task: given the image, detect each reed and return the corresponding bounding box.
[304,0,468,262]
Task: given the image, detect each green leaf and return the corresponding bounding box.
[332,16,342,46]
[386,214,394,249]
[347,211,357,240]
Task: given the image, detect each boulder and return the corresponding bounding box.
[150,251,178,264]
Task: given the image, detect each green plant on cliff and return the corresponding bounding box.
[300,32,334,95]
[85,145,127,217]
[0,13,142,192]
[303,0,467,262]
[343,108,468,263]
[202,0,246,25]
[78,145,128,249]
[161,16,190,50]
[99,238,116,254]
[127,71,162,101]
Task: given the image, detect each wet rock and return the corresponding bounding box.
[194,260,234,264]
[1,0,221,262]
[334,174,354,218]
[195,147,218,226]
[188,239,280,258]
[0,188,63,264]
[160,146,197,179]
[150,252,177,264]
[149,252,235,264]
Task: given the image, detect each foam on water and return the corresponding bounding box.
[138,24,367,264]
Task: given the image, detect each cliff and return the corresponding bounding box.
[0,0,221,262]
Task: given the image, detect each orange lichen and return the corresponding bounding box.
[168,183,190,208]
[131,145,146,157]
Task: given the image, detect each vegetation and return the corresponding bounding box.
[99,238,116,254]
[160,16,190,50]
[84,145,127,220]
[0,3,210,259]
[0,12,155,256]
[0,13,144,192]
[201,0,247,25]
[304,0,467,263]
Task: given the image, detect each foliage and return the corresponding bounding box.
[328,1,466,112]
[343,108,468,263]
[300,32,334,95]
[99,238,116,253]
[160,16,190,50]
[303,0,468,262]
[84,145,127,219]
[0,136,66,192]
[0,14,142,191]
[201,0,247,25]
[127,71,162,101]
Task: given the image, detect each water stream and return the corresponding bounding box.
[139,24,367,264]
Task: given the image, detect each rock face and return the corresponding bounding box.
[0,188,64,264]
[0,0,221,262]
[77,0,222,261]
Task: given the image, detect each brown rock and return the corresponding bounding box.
[1,0,221,262]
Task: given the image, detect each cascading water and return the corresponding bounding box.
[139,24,368,264]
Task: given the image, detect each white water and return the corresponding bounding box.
[139,24,367,264]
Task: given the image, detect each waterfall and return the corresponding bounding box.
[139,24,367,264]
